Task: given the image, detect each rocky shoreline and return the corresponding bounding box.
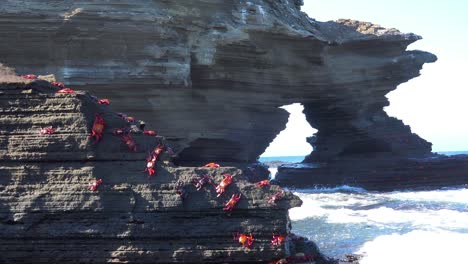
[1,0,467,263]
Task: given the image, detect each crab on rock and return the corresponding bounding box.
[89,179,103,192]
[98,99,110,105]
[21,74,37,79]
[214,173,233,197]
[267,190,285,205]
[145,154,157,177]
[255,180,270,188]
[271,234,286,246]
[88,114,105,144]
[224,193,241,211]
[234,233,254,249]
[204,162,220,168]
[143,130,157,136]
[144,144,166,177]
[56,88,76,94]
[51,81,65,88]
[192,174,212,191]
[39,126,55,135]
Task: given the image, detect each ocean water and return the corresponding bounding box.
[261,152,468,264]
[259,155,305,163]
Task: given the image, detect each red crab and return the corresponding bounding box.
[224,193,241,211]
[267,190,285,205]
[143,130,157,136]
[145,153,157,177]
[215,174,233,197]
[255,180,270,188]
[121,133,137,152]
[153,144,166,157]
[204,162,220,168]
[57,88,76,94]
[144,144,166,177]
[89,179,103,192]
[271,234,286,247]
[39,126,55,135]
[98,99,110,105]
[192,175,212,191]
[234,233,254,249]
[88,114,105,144]
[51,81,65,88]
[21,74,37,79]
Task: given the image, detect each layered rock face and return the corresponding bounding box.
[0,71,313,263]
[0,0,437,165]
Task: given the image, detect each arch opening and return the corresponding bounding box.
[259,103,317,175]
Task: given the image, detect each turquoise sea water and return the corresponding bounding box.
[259,156,305,163]
[261,152,468,264]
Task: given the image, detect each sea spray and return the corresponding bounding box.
[289,187,468,260]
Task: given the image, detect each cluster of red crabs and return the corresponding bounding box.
[25,74,312,264]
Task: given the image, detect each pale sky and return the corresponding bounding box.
[262,0,468,157]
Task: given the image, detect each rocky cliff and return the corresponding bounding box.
[0,68,333,263]
[0,0,437,165]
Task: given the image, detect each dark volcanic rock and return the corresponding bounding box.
[0,71,303,263]
[0,1,436,166]
[276,155,468,191]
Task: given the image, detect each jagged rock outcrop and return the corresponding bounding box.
[0,70,313,263]
[0,0,437,166]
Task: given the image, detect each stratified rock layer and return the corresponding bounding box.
[0,1,436,165]
[276,155,468,191]
[0,73,303,263]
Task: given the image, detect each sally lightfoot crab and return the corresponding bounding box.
[214,173,233,197]
[224,193,241,211]
[192,175,212,191]
[88,114,105,144]
[234,233,254,249]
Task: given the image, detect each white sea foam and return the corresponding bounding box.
[383,188,468,204]
[268,168,277,179]
[357,230,468,264]
[289,188,468,230]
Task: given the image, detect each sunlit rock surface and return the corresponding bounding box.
[0,1,436,166]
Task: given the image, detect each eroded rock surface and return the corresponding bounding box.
[0,1,436,165]
[0,71,307,263]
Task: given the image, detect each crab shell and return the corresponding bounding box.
[57,88,76,94]
[271,235,285,246]
[236,233,254,248]
[89,179,103,191]
[224,193,241,211]
[98,99,110,105]
[256,180,270,187]
[204,162,220,168]
[22,74,37,79]
[51,81,65,88]
[143,130,158,136]
[39,127,55,135]
[89,114,105,143]
[215,174,233,197]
